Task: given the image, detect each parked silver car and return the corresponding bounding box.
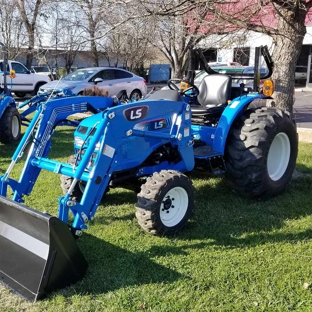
[194,66,269,88]
[39,67,147,99]
[295,65,307,80]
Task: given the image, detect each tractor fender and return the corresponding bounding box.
[212,94,271,154]
[0,95,16,117]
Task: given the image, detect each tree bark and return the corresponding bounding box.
[14,0,42,69]
[268,4,306,115]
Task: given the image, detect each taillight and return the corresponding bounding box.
[143,79,146,84]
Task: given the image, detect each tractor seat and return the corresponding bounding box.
[146,89,184,102]
[191,74,232,116]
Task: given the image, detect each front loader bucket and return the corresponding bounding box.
[0,196,88,302]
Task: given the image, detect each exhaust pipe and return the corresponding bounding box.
[0,195,88,301]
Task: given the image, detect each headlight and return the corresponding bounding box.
[74,136,84,146]
[95,142,101,150]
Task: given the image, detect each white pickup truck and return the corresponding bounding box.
[0,60,50,97]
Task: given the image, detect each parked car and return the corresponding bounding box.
[295,65,307,80]
[194,66,269,87]
[231,66,269,85]
[31,65,50,75]
[39,67,147,99]
[0,60,50,97]
[31,65,56,80]
[208,61,243,67]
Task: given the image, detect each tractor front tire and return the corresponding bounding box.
[60,155,86,202]
[225,107,298,198]
[0,106,21,144]
[136,170,194,235]
[60,155,108,201]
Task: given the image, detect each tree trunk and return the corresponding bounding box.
[171,64,185,79]
[271,5,306,116]
[26,32,35,69]
[89,20,99,67]
[90,39,99,67]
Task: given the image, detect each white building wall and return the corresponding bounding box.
[303,26,312,44]
[244,32,273,66]
[200,27,312,66]
[199,31,274,66]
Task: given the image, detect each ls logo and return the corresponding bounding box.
[123,106,149,121]
[154,120,166,129]
[131,108,142,119]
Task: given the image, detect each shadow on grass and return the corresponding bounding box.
[183,169,312,248]
[56,233,183,297]
[0,141,22,175]
[83,167,312,250]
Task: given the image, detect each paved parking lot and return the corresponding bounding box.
[294,89,312,128]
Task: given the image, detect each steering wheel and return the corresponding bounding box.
[167,78,199,97]
[167,79,181,91]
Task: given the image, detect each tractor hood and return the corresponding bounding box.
[75,113,102,136]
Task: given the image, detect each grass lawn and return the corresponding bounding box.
[0,127,312,312]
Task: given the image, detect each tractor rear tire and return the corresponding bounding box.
[136,170,194,235]
[225,107,298,198]
[0,106,21,144]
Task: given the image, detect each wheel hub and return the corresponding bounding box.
[162,196,174,212]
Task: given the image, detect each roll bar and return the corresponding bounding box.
[193,45,274,84]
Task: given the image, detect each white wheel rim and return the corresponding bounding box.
[267,132,291,181]
[12,115,19,138]
[160,186,188,227]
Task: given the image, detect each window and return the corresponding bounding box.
[233,48,250,66]
[114,69,132,79]
[92,69,115,81]
[64,69,97,81]
[11,62,29,74]
[194,49,217,70]
[0,62,9,72]
[32,66,49,73]
[295,66,308,73]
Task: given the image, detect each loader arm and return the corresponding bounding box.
[0,96,114,198]
[18,91,113,127]
[0,97,193,234]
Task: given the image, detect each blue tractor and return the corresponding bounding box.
[0,46,298,301]
[0,42,21,143]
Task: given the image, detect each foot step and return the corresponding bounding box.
[193,145,213,157]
